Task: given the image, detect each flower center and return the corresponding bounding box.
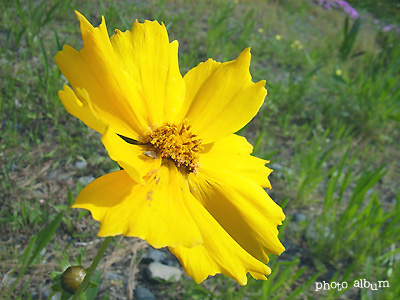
[148,119,203,173]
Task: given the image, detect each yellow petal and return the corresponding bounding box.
[55,12,148,140]
[170,181,271,285]
[73,166,203,248]
[58,85,107,134]
[101,129,161,185]
[189,166,285,261]
[111,21,185,125]
[200,134,272,188]
[178,48,267,143]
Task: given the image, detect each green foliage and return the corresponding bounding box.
[339,17,362,61]
[314,163,389,262]
[292,128,338,204]
[320,37,400,141]
[1,212,63,299]
[348,0,400,23]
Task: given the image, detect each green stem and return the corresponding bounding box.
[71,236,113,300]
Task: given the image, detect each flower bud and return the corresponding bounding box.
[60,265,87,294]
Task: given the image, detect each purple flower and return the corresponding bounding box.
[383,24,393,32]
[316,0,359,19]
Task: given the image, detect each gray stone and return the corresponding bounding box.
[143,249,167,263]
[292,212,307,222]
[135,286,156,300]
[75,160,88,169]
[147,262,182,282]
[269,163,286,179]
[78,176,95,186]
[48,170,71,181]
[31,285,60,300]
[58,173,71,181]
[306,220,331,241]
[269,163,283,172]
[162,259,175,266]
[3,120,22,131]
[104,271,123,283]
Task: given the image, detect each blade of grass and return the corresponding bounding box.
[4,212,63,299]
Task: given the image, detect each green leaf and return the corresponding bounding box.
[51,281,63,292]
[61,257,72,272]
[67,188,74,207]
[88,281,98,289]
[340,17,361,60]
[25,212,64,269]
[61,291,72,300]
[49,271,62,281]
[6,212,64,298]
[85,270,101,300]
[74,253,83,266]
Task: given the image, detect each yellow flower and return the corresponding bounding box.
[55,11,285,285]
[275,34,281,40]
[258,28,264,33]
[336,69,343,76]
[290,40,303,50]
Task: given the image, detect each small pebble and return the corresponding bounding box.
[135,286,156,300]
[147,262,182,282]
[78,176,95,186]
[292,212,307,222]
[75,160,87,169]
[143,249,167,263]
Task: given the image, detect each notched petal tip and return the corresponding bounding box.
[243,46,251,55]
[74,10,107,33]
[58,85,83,108]
[54,44,76,65]
[75,10,93,31]
[257,79,267,87]
[277,244,285,255]
[255,79,268,99]
[234,47,251,68]
[74,11,92,28]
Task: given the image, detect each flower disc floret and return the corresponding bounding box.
[148,120,203,173]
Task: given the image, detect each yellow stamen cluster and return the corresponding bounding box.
[148,120,203,173]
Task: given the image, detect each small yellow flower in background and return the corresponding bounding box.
[336,69,343,76]
[290,40,303,50]
[275,34,282,40]
[55,11,285,285]
[258,28,264,33]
